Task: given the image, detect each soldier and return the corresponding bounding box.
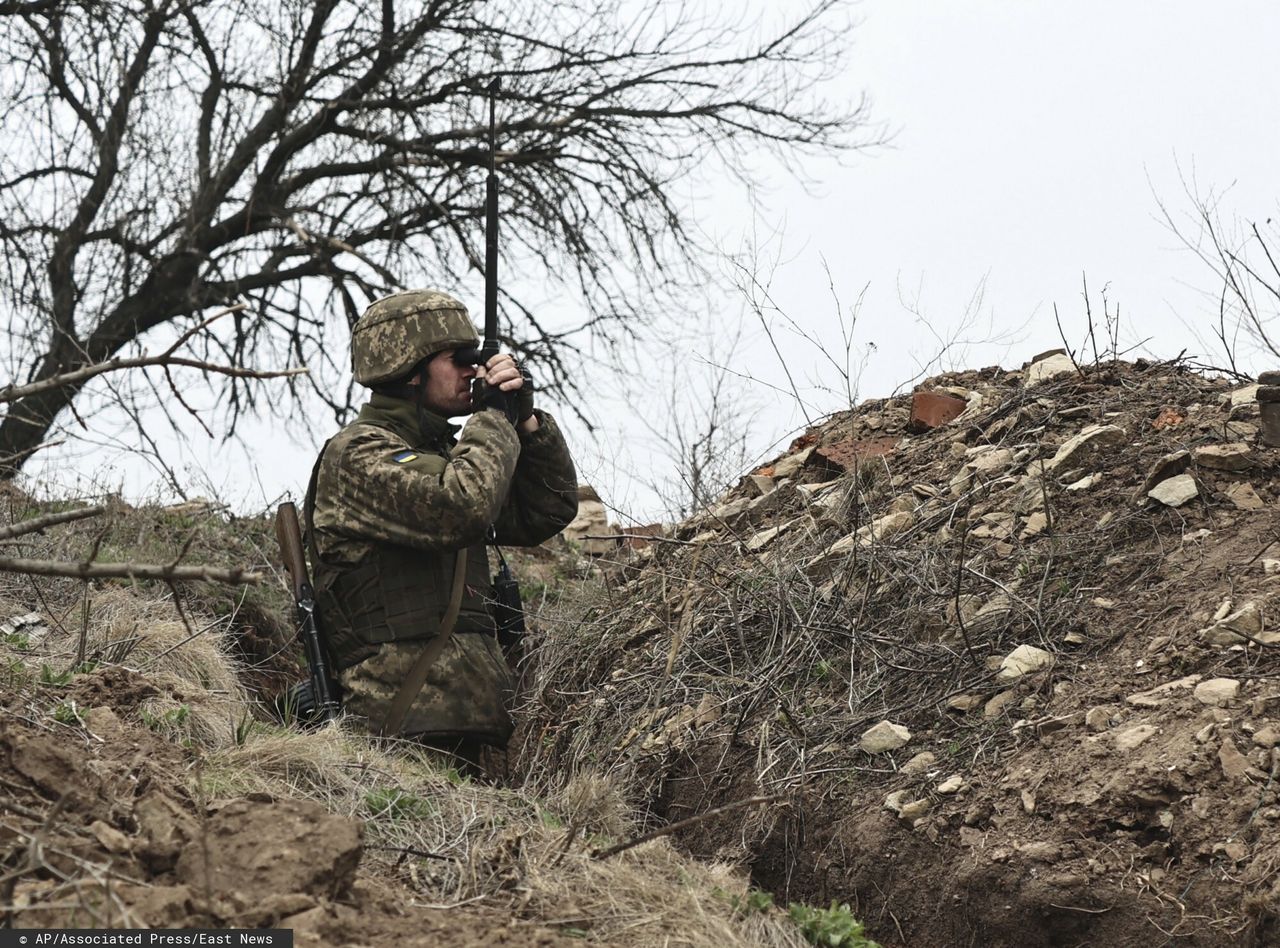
[305,289,577,770]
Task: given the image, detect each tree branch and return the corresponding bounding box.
[0,505,105,541]
[0,557,263,585]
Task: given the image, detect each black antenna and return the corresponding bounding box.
[482,78,500,360]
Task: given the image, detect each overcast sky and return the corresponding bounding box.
[25,1,1280,521]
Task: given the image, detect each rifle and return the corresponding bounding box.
[275,502,340,723]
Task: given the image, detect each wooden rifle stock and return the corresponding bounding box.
[275,502,340,722]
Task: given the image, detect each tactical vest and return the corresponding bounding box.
[305,436,497,671]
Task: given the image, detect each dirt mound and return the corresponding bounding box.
[519,356,1280,946]
[0,668,568,943]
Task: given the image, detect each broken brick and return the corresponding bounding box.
[909,390,968,432]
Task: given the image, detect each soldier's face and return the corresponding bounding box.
[418,349,477,416]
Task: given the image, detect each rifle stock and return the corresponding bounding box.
[275,502,340,723]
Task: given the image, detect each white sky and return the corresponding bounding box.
[25,1,1280,521]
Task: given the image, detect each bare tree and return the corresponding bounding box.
[639,327,756,520]
[0,0,872,476]
[1158,179,1280,375]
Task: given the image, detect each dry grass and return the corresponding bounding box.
[515,360,1271,850]
[0,512,809,948]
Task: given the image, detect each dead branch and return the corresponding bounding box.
[0,557,262,585]
[591,795,784,860]
[0,505,105,541]
[0,306,307,403]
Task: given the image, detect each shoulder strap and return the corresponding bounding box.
[378,551,468,737]
[303,437,335,568]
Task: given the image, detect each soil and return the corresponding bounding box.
[0,666,570,945]
[518,358,1280,946]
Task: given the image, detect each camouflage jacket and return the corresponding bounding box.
[311,395,577,567]
[306,396,577,741]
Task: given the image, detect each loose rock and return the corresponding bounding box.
[1148,473,1198,507]
[859,720,912,753]
[1194,442,1252,471]
[996,644,1054,684]
[1113,724,1159,752]
[1045,424,1126,474]
[1252,727,1280,748]
[1126,674,1203,708]
[1085,707,1114,732]
[984,691,1019,719]
[1025,352,1078,386]
[898,799,931,823]
[1226,482,1266,510]
[901,752,937,775]
[1194,678,1241,707]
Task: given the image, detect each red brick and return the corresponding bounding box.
[909,390,968,432]
[815,436,899,471]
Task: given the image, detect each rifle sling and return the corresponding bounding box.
[378,550,468,738]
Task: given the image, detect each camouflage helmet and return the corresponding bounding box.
[351,289,479,386]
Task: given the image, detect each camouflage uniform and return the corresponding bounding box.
[306,290,577,745]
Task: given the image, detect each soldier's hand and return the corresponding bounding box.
[478,354,538,430]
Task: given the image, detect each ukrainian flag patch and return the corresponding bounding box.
[392,450,418,463]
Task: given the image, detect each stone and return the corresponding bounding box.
[1226,483,1266,510]
[89,820,132,854]
[996,644,1054,684]
[1219,740,1258,780]
[855,510,915,546]
[746,474,777,496]
[1065,474,1100,491]
[1252,727,1280,748]
[1194,443,1252,471]
[1148,473,1198,507]
[1113,724,1159,752]
[1045,424,1126,474]
[937,775,964,794]
[1021,789,1036,814]
[946,695,983,713]
[1126,674,1203,708]
[1085,707,1112,732]
[1228,384,1261,407]
[887,494,917,515]
[708,496,752,522]
[859,720,912,753]
[1020,512,1049,539]
[901,751,937,775]
[897,799,931,822]
[1140,450,1191,494]
[1260,371,1280,386]
[1194,678,1241,707]
[1226,420,1260,440]
[745,522,786,551]
[772,447,814,479]
[564,484,615,555]
[969,448,1016,474]
[1025,352,1077,386]
[1210,602,1272,644]
[1017,841,1062,862]
[909,390,968,431]
[884,790,912,814]
[1264,560,1280,576]
[984,690,1019,719]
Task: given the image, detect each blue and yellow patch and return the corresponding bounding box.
[391,450,419,464]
